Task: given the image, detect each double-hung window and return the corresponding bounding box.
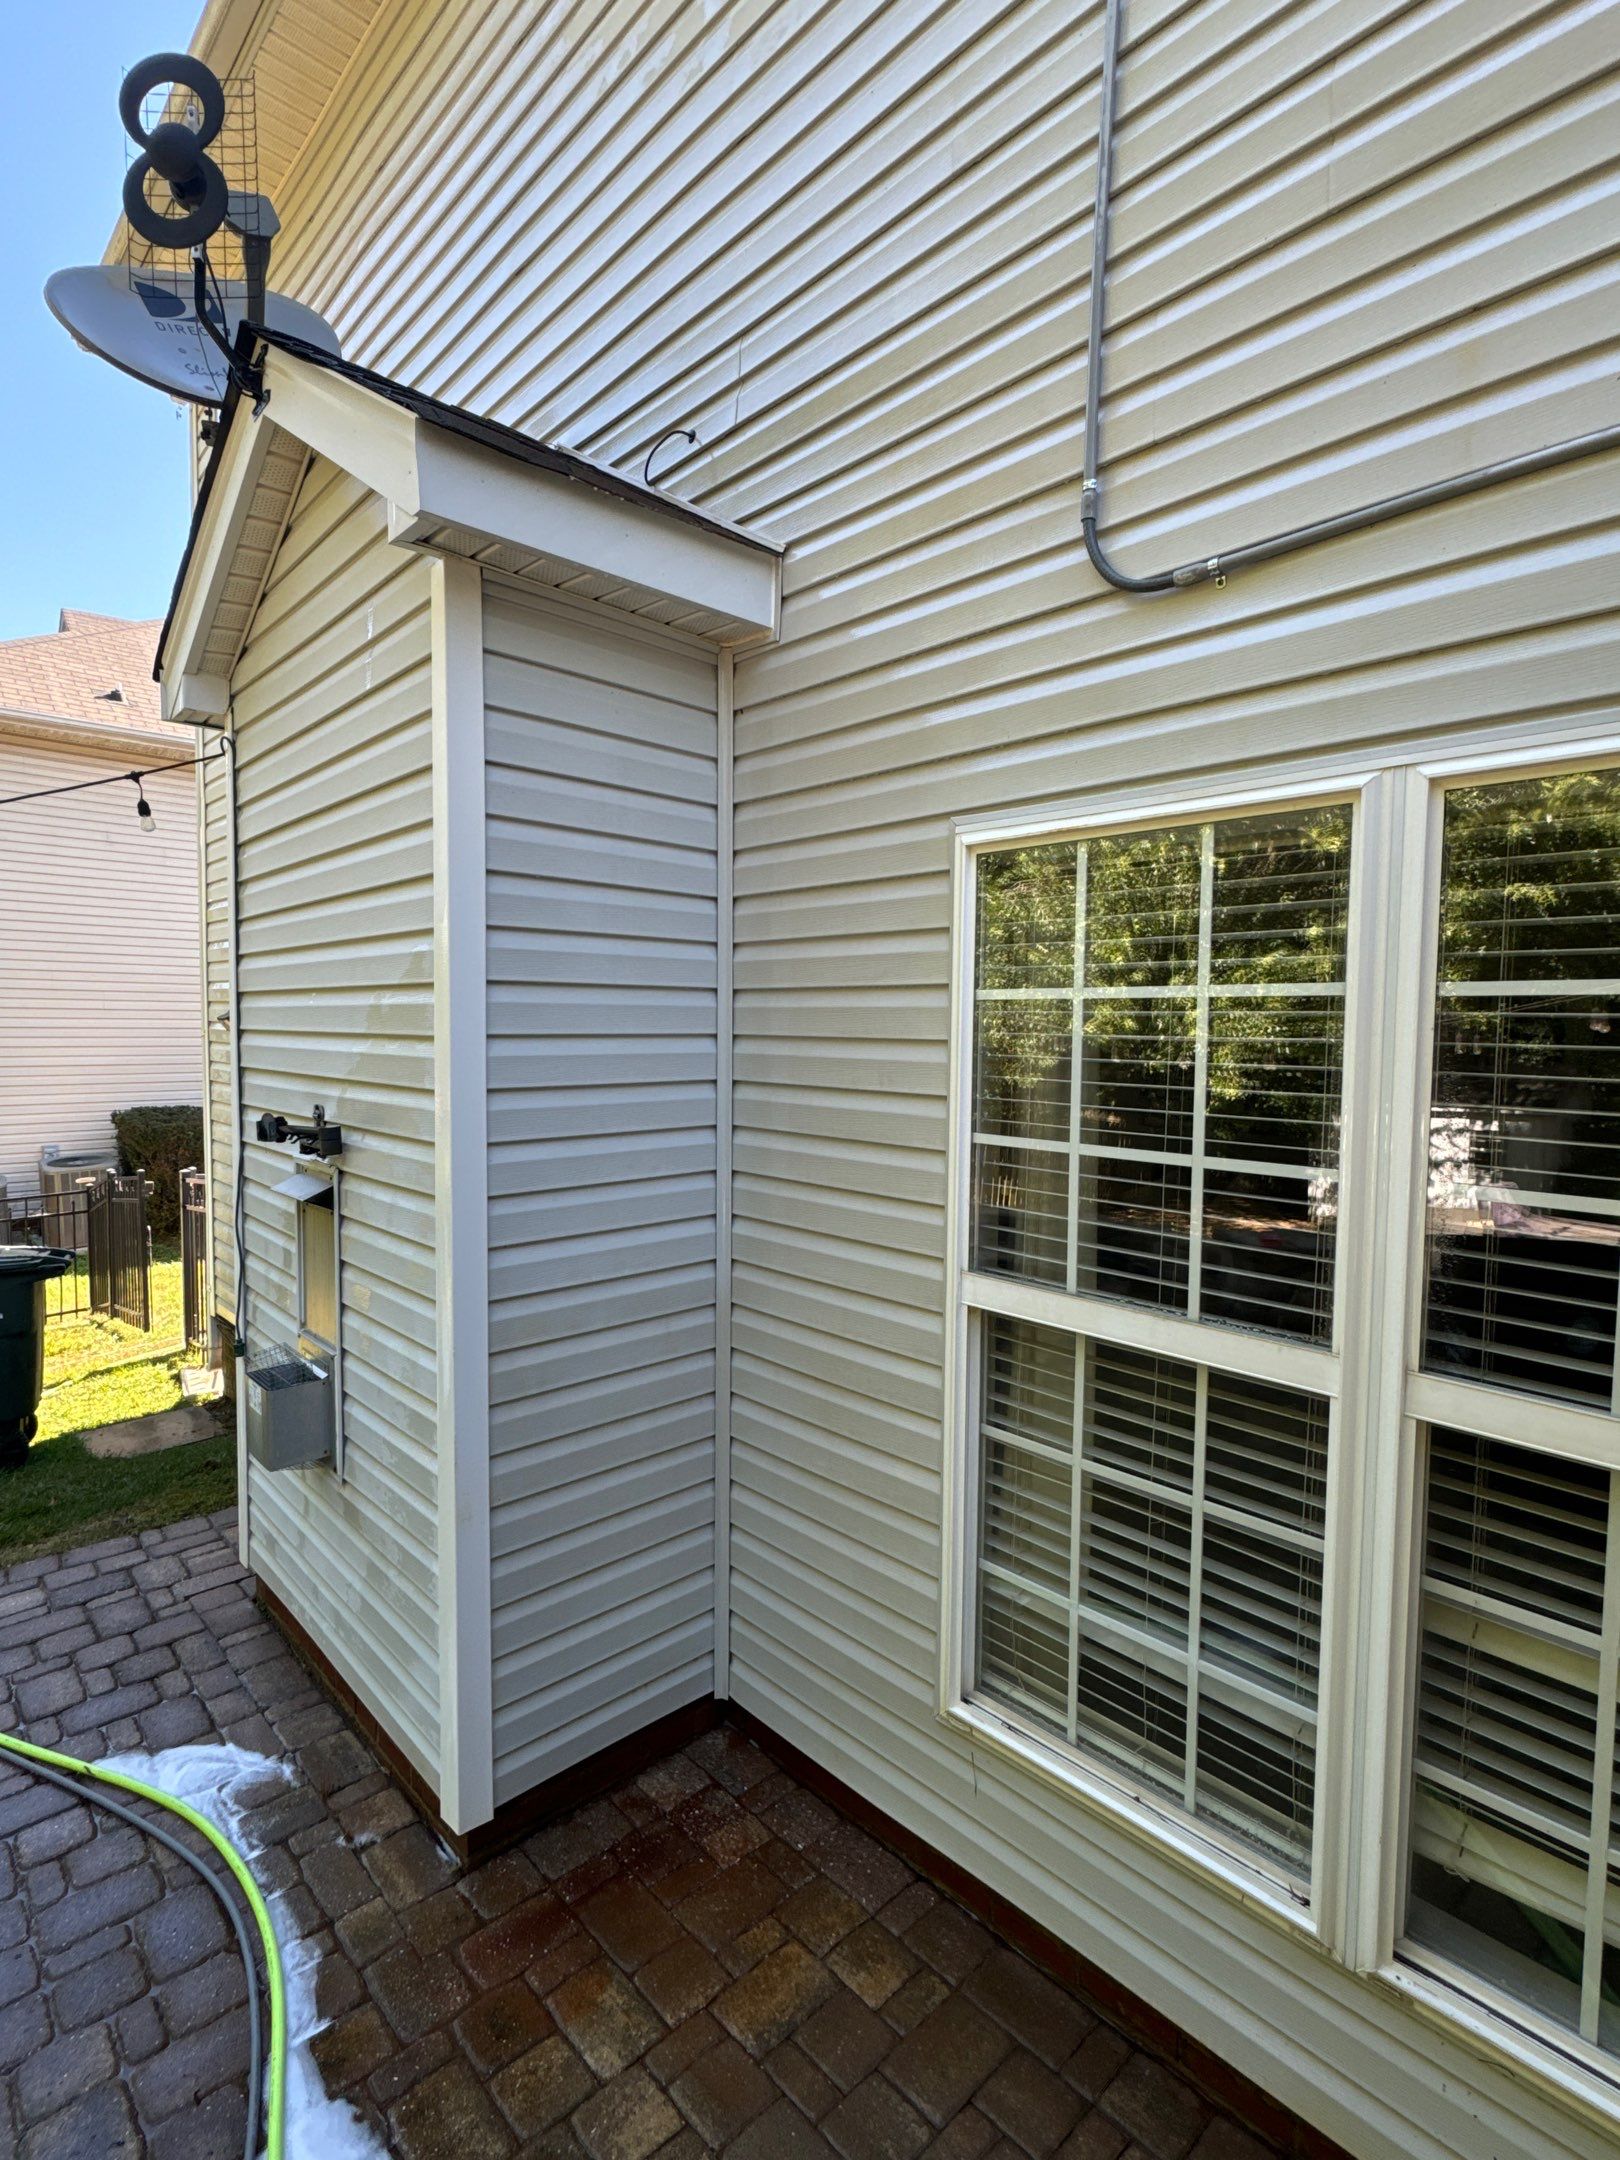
[947,752,1620,2101]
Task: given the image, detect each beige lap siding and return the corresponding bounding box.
[0,741,201,1192]
[482,583,719,1806]
[226,457,441,1785]
[250,1,1620,2150]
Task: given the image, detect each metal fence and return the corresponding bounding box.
[5,1184,96,1322]
[180,1167,208,1354]
[88,1175,152,1332]
[4,1175,153,1330]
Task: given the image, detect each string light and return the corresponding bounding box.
[0,742,226,813]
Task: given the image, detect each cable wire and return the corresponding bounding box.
[0,744,227,809]
[0,1727,283,2160]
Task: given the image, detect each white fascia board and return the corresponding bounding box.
[257,348,422,506]
[405,423,780,638]
[161,408,278,709]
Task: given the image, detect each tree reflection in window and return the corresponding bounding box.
[971,807,1351,1344]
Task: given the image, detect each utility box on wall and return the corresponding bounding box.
[245,1342,333,1470]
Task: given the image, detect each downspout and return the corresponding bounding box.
[1081,0,1620,594]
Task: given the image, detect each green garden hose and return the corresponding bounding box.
[0,1726,286,2160]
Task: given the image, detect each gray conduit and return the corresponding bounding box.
[1080,0,1620,593]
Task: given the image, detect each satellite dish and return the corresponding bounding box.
[44,264,340,406]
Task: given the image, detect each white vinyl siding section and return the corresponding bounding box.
[0,738,201,1192]
[227,455,441,1784]
[240,0,1619,2150]
[483,585,718,1804]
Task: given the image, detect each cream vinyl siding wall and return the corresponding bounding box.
[244,0,1616,2151]
[483,583,718,1805]
[0,739,200,1192]
[226,454,442,1784]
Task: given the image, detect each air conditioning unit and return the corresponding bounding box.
[245,1342,334,1470]
[37,1150,117,1253]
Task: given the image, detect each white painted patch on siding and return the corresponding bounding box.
[224,456,440,1785]
[483,583,718,1804]
[248,0,1619,2148]
[0,741,201,1191]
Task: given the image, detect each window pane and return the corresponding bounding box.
[1205,997,1342,1168]
[971,804,1350,1345]
[976,843,1076,990]
[974,1001,1070,1142]
[1201,1170,1336,1344]
[1080,997,1195,1150]
[975,1315,1330,1872]
[1210,807,1351,986]
[1406,1427,1620,2057]
[1424,771,1620,1407]
[971,1144,1067,1285]
[1073,1158,1191,1311]
[1085,828,1201,988]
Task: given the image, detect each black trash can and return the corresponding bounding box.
[0,1246,74,1471]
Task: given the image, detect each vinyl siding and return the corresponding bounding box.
[257,2,1618,2152]
[483,583,718,1804]
[225,455,441,1784]
[0,738,201,1193]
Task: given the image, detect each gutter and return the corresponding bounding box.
[0,707,205,757]
[1082,0,1620,593]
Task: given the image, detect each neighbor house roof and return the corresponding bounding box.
[0,612,192,746]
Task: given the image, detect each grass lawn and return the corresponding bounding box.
[1,1241,236,1565]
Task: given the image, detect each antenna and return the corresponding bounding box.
[44,54,340,406]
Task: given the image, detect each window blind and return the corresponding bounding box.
[976,1313,1329,1871]
[1407,1427,1620,2056]
[971,806,1351,1344]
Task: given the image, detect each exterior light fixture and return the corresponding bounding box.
[129,772,156,832]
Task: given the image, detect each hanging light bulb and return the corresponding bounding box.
[129,773,156,833]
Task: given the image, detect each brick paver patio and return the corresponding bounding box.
[0,1513,1286,2160]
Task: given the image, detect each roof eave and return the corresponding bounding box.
[159,340,781,711]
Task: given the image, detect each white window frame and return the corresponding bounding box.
[941,767,1386,1944]
[1366,742,1620,2103]
[939,737,1620,2125]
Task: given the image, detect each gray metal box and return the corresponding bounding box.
[245,1342,333,1470]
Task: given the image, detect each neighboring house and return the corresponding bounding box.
[149,5,1618,2158]
[0,610,203,1195]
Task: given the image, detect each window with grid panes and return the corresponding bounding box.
[967,802,1351,1875]
[959,759,1620,2092]
[1405,768,1620,2064]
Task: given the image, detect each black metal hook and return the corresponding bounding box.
[644,426,698,489]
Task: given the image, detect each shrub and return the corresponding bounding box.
[112,1105,206,1238]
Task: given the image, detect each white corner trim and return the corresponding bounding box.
[430,552,494,1835]
[714,649,734,1699]
[220,734,250,1572]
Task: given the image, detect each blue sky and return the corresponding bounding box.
[0,4,201,641]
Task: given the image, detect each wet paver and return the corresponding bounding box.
[0,1512,1292,2160]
